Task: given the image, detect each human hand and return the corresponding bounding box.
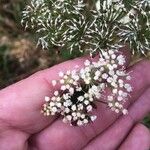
[0,51,150,150]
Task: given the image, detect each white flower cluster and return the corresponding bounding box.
[41,50,132,126]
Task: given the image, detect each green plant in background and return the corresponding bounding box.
[22,0,150,57]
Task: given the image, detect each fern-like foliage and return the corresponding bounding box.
[119,0,150,55]
[22,0,150,55]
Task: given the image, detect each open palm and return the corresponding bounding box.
[0,51,150,150]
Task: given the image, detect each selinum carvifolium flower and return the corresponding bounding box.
[41,50,132,126]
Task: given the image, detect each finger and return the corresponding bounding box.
[83,116,134,150]
[128,88,150,122]
[83,87,150,150]
[0,129,29,150]
[0,48,130,134]
[0,55,94,133]
[30,60,150,150]
[119,124,150,150]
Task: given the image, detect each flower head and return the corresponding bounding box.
[41,50,132,126]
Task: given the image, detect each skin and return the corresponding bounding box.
[0,51,150,150]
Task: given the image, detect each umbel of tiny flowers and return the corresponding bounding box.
[22,0,150,56]
[41,50,132,126]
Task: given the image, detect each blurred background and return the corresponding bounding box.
[0,0,149,127]
[0,0,69,89]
